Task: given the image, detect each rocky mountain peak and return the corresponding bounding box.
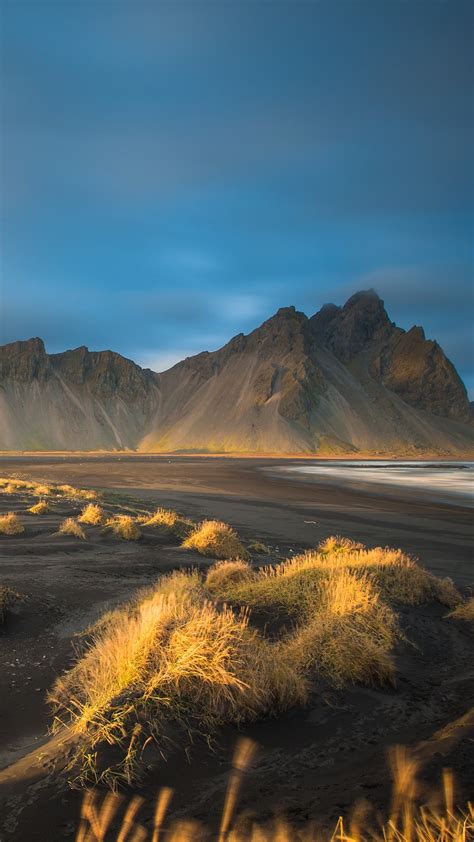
[310,288,391,362]
[0,336,48,381]
[0,291,471,454]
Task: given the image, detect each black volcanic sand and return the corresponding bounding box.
[0,455,473,841]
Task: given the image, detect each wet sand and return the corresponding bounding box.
[1,454,472,584]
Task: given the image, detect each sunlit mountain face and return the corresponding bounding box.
[1,292,472,455]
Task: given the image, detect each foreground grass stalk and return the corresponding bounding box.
[75,742,473,841]
[219,739,257,841]
[151,787,174,842]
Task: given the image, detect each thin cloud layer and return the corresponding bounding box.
[0,1,472,393]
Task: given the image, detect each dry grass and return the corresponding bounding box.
[59,518,86,540]
[142,507,192,538]
[0,511,24,535]
[247,540,271,554]
[219,543,460,615]
[78,504,106,526]
[33,483,51,496]
[281,569,397,687]
[58,484,98,500]
[105,515,141,541]
[143,507,179,529]
[182,520,246,559]
[0,477,34,490]
[205,560,257,595]
[50,535,465,788]
[75,742,473,841]
[209,560,398,687]
[28,499,50,515]
[50,572,301,786]
[318,534,365,554]
[448,597,474,623]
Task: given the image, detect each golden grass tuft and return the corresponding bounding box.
[28,499,50,515]
[59,518,86,540]
[58,484,98,500]
[141,507,192,538]
[0,511,24,535]
[222,542,460,612]
[58,484,78,496]
[0,477,34,490]
[282,569,397,687]
[78,504,106,526]
[448,597,474,622]
[143,507,179,529]
[33,483,52,496]
[50,572,301,785]
[1,481,23,494]
[206,560,257,595]
[318,534,365,554]
[105,515,141,541]
[182,520,246,559]
[77,489,99,501]
[50,536,465,788]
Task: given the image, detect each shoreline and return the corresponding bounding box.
[1,450,473,461]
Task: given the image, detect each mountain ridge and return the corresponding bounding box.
[1,290,472,454]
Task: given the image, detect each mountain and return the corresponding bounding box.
[1,291,472,454]
[0,338,159,450]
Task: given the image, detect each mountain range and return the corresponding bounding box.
[1,290,472,455]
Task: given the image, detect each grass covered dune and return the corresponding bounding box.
[49,536,463,788]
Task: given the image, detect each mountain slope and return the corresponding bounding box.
[0,338,160,450]
[1,291,472,454]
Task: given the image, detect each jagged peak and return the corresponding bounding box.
[343,288,382,309]
[0,337,46,355]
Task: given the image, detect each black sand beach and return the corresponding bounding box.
[0,456,472,841]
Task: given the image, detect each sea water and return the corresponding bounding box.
[274,461,474,507]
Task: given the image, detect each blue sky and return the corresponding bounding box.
[1,1,473,393]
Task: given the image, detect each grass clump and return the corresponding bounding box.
[247,540,270,554]
[206,560,257,595]
[105,515,141,541]
[448,597,474,622]
[78,503,105,526]
[59,518,86,540]
[182,520,246,559]
[58,484,98,501]
[1,483,16,494]
[49,572,301,786]
[0,512,24,535]
[231,543,460,611]
[33,483,51,496]
[48,535,464,788]
[142,507,192,537]
[28,500,50,515]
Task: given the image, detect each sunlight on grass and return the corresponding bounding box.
[78,504,106,526]
[182,520,246,559]
[104,515,141,541]
[48,536,465,788]
[0,511,24,535]
[75,740,473,841]
[141,507,192,537]
[28,499,50,515]
[59,518,86,540]
[50,572,301,786]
